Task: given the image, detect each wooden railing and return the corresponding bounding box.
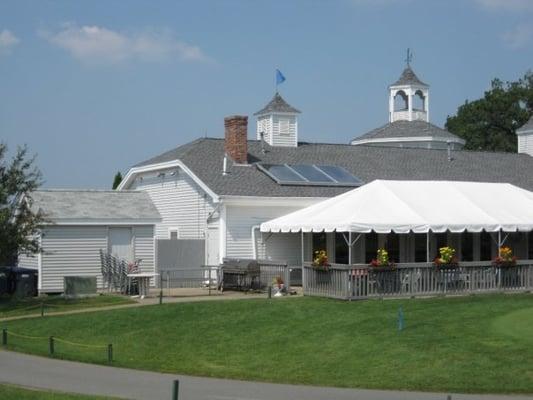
[303,261,533,300]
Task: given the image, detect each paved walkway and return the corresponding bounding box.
[1,351,532,400]
[0,291,271,322]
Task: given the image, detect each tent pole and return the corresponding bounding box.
[348,231,352,265]
[426,231,430,263]
[498,229,502,256]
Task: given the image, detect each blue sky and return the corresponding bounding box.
[1,0,532,188]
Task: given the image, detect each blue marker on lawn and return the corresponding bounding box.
[398,306,404,332]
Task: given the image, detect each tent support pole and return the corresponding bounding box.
[426,231,430,263]
[498,229,502,256]
[348,232,352,265]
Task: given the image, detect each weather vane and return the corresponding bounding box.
[405,48,413,67]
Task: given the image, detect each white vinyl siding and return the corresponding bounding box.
[134,226,155,274]
[271,115,297,147]
[40,226,108,292]
[18,252,39,270]
[256,116,272,143]
[38,224,155,293]
[131,170,216,239]
[225,205,302,265]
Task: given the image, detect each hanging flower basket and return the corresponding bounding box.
[369,248,396,271]
[492,247,517,268]
[434,246,459,270]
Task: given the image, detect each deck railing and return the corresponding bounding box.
[303,261,533,300]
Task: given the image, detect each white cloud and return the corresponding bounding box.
[40,24,209,64]
[502,24,533,49]
[0,29,20,55]
[474,0,533,12]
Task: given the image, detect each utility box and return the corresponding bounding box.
[64,276,97,298]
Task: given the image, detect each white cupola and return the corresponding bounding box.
[517,116,533,156]
[389,64,429,123]
[254,92,301,147]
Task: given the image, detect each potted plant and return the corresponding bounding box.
[492,246,517,268]
[493,246,519,288]
[313,250,331,284]
[312,250,330,271]
[271,276,285,296]
[433,246,459,269]
[369,248,396,270]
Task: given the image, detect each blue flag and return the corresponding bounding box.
[276,69,286,85]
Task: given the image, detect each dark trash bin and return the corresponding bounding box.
[0,270,8,296]
[0,267,38,298]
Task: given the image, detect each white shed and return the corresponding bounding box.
[18,190,161,294]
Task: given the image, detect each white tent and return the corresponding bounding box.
[260,180,533,234]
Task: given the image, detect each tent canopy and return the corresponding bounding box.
[260,180,533,234]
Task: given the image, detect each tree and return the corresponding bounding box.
[112,171,123,190]
[0,143,46,266]
[445,71,533,152]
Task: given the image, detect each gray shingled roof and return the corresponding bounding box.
[29,190,161,222]
[254,92,301,115]
[517,116,533,134]
[132,138,533,197]
[390,67,428,87]
[353,120,463,142]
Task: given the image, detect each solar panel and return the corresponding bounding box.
[317,165,364,185]
[290,164,333,183]
[261,164,306,183]
[257,163,364,187]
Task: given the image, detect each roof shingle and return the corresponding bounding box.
[132,138,533,198]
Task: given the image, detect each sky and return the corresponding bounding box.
[1,0,532,189]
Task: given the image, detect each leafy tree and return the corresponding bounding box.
[0,143,46,266]
[446,71,533,152]
[112,171,123,190]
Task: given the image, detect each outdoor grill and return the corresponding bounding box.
[220,258,260,291]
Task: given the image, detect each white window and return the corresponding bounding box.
[279,118,290,135]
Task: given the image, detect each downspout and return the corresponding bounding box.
[251,225,261,259]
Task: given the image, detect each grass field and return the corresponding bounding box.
[0,294,135,319]
[2,294,533,393]
[0,384,116,399]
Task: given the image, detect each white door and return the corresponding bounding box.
[109,227,133,261]
[206,227,219,266]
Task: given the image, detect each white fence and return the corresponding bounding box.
[303,261,533,300]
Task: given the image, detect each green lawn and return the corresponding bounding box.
[0,384,116,399]
[2,294,533,393]
[0,294,135,319]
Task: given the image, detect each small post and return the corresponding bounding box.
[159,274,163,305]
[172,379,180,400]
[2,329,7,346]
[49,336,54,356]
[447,395,452,400]
[108,344,113,363]
[398,307,404,332]
[41,301,45,317]
[267,285,272,299]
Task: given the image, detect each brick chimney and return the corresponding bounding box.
[224,115,248,164]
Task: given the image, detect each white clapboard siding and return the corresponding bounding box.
[226,205,301,261]
[131,172,215,239]
[134,226,155,274]
[518,134,533,156]
[40,226,107,292]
